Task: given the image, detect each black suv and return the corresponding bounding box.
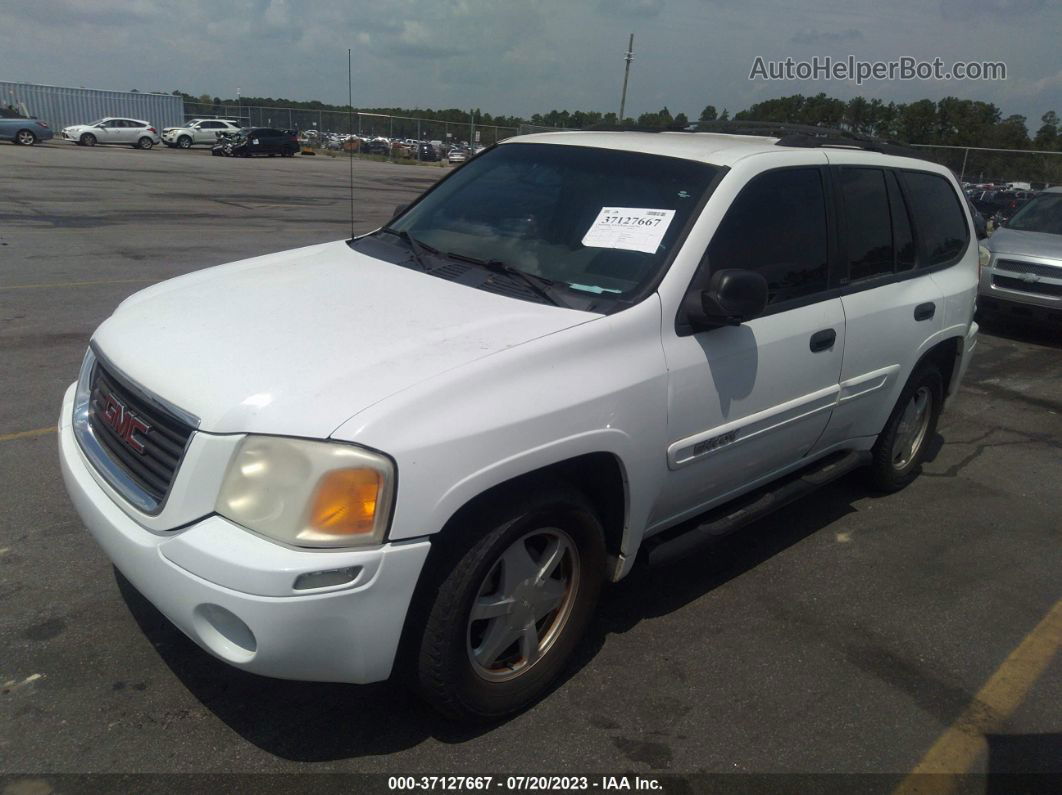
[213,128,299,158]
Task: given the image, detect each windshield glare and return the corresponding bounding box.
[1006,194,1062,236]
[388,142,719,300]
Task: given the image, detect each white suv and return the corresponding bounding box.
[161,119,242,148]
[58,129,978,720]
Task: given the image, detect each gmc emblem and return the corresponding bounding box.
[100,394,150,454]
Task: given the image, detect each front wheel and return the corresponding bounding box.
[177,136,192,149]
[80,133,96,146]
[15,129,36,146]
[867,363,943,492]
[416,486,605,720]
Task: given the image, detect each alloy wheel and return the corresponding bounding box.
[466,528,579,682]
[891,386,932,469]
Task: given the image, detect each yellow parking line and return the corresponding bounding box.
[895,599,1062,791]
[0,278,155,291]
[0,426,57,442]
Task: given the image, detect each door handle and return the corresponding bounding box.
[809,328,836,353]
[914,302,936,321]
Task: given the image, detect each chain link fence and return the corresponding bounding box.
[181,102,519,146]
[908,144,1062,188]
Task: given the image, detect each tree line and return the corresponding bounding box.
[171,90,1061,182]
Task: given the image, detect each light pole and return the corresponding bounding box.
[619,34,634,123]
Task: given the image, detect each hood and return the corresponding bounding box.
[93,241,592,438]
[986,227,1062,262]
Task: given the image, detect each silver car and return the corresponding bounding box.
[979,187,1062,323]
[61,117,161,149]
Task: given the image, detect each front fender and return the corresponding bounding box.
[331,296,670,568]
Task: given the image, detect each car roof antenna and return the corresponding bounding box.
[348,47,355,242]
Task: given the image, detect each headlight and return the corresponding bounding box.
[216,435,395,548]
[978,245,991,275]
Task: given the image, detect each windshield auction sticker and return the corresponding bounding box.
[581,207,676,254]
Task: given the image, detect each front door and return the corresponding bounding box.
[654,165,845,528]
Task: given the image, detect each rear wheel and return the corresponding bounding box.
[416,486,605,720]
[80,133,96,147]
[867,363,943,492]
[15,129,36,146]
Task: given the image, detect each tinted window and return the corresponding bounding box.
[887,171,916,271]
[840,168,893,281]
[903,172,968,266]
[707,168,829,304]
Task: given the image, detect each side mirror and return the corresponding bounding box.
[684,269,769,329]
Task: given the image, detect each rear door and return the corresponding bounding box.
[196,121,221,144]
[117,120,140,144]
[812,157,952,451]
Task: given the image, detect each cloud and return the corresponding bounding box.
[939,0,1046,21]
[789,28,864,45]
[598,0,666,19]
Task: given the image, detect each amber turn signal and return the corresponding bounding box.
[307,468,381,536]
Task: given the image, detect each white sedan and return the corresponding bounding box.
[61,118,161,149]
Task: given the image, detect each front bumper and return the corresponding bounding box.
[978,255,1062,318]
[57,383,430,683]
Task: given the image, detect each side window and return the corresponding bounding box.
[902,171,969,267]
[839,168,893,281]
[886,171,916,271]
[706,168,829,305]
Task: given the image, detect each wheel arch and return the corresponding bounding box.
[916,333,963,397]
[393,450,627,688]
[428,451,629,579]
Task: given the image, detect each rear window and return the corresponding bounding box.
[902,172,969,267]
[839,168,894,282]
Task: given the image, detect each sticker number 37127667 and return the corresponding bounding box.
[581,207,676,254]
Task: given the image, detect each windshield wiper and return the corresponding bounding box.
[444,250,567,307]
[378,226,437,271]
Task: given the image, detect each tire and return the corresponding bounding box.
[867,363,943,492]
[15,129,36,146]
[80,133,96,147]
[415,485,605,721]
[137,137,154,150]
[177,136,192,149]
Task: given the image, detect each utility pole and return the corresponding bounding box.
[619,34,634,122]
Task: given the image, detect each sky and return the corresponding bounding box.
[2,0,1060,128]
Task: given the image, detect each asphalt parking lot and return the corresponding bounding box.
[1,141,1059,784]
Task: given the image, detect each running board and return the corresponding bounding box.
[645,450,871,567]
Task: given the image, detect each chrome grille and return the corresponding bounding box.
[994,259,1062,279]
[991,274,1062,298]
[82,356,196,510]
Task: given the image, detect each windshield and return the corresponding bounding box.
[1006,194,1062,235]
[383,142,719,304]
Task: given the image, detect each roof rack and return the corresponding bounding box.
[689,119,923,158]
[578,119,925,159]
